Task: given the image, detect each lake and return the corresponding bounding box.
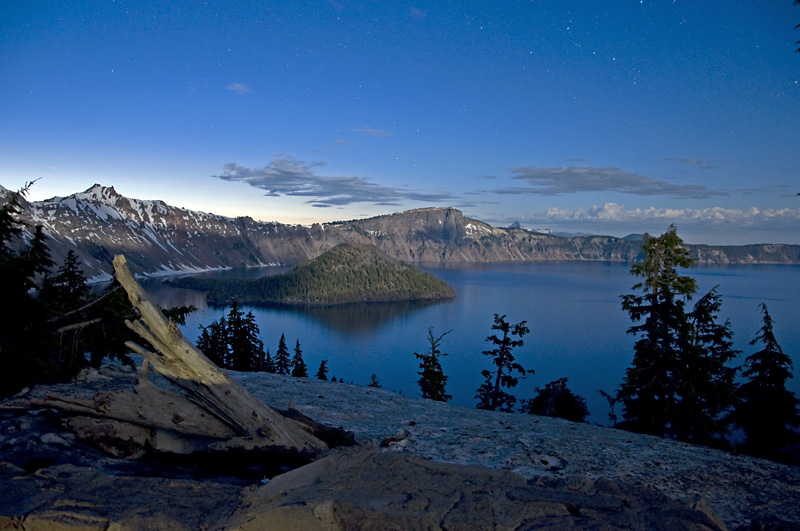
[141,262,800,425]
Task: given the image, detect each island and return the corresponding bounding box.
[171,243,455,305]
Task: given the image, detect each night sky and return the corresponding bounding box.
[2,1,799,244]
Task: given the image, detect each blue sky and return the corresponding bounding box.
[2,1,799,244]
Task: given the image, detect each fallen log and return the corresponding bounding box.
[111,254,328,453]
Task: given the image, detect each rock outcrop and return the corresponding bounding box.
[2,364,799,529]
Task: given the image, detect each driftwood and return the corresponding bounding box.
[110,254,327,453]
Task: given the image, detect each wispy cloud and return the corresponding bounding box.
[521,203,800,228]
[409,7,427,19]
[214,156,452,207]
[355,127,393,137]
[226,83,252,94]
[505,166,724,199]
[666,157,715,170]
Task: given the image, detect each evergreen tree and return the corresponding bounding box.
[291,339,308,377]
[40,250,95,374]
[616,225,696,437]
[85,279,139,368]
[730,304,800,463]
[227,301,251,371]
[316,359,329,380]
[197,303,262,372]
[521,378,589,423]
[263,349,275,373]
[615,225,742,446]
[0,184,60,396]
[475,314,531,412]
[674,287,739,446]
[414,328,452,401]
[40,250,91,314]
[197,316,230,368]
[368,373,382,388]
[274,334,291,375]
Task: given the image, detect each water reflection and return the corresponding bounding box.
[218,299,453,333]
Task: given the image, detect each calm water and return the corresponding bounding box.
[142,262,800,425]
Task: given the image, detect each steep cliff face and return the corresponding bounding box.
[339,208,646,263]
[3,184,798,279]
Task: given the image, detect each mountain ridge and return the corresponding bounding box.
[3,184,799,279]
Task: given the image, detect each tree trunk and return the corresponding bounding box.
[112,254,327,453]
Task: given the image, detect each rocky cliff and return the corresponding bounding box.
[3,184,798,279]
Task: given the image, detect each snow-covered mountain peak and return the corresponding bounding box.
[73,184,120,204]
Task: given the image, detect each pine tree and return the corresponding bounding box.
[521,377,589,423]
[475,314,531,412]
[316,360,329,380]
[414,328,451,401]
[291,339,308,377]
[41,250,91,314]
[197,316,230,368]
[674,287,739,446]
[616,225,696,437]
[368,373,382,388]
[261,349,275,373]
[226,301,249,371]
[0,184,60,396]
[730,304,800,463]
[274,334,291,375]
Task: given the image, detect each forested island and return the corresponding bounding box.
[171,243,455,305]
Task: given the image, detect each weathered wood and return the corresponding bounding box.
[112,254,327,453]
[31,381,237,440]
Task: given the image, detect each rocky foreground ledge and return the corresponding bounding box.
[2,364,799,530]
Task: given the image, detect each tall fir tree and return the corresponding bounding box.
[414,328,452,402]
[730,304,800,463]
[226,301,251,371]
[0,184,59,396]
[262,349,275,373]
[616,225,741,446]
[315,359,329,380]
[675,287,739,446]
[291,339,308,377]
[475,314,530,412]
[197,316,230,368]
[274,334,291,375]
[616,225,696,437]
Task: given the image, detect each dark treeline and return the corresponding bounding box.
[171,243,454,305]
[0,183,194,397]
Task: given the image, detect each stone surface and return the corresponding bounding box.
[2,364,800,529]
[229,446,725,531]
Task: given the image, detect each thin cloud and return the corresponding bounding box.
[333,139,355,145]
[214,156,452,207]
[522,203,800,228]
[355,127,393,137]
[506,166,724,199]
[226,83,252,94]
[666,157,715,170]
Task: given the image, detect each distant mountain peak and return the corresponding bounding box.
[75,184,120,203]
